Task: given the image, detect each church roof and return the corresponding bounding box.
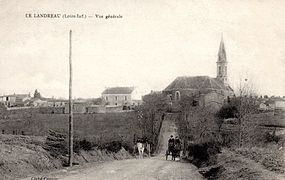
[163,76,232,91]
[102,87,134,94]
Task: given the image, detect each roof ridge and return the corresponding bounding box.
[164,76,231,91]
[102,87,135,94]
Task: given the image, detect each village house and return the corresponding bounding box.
[0,94,31,107]
[27,97,67,107]
[163,37,234,110]
[273,98,285,110]
[261,97,285,110]
[101,87,141,107]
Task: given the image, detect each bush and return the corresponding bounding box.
[121,141,134,153]
[100,141,122,153]
[187,141,222,167]
[262,155,285,173]
[73,139,93,153]
[216,105,238,119]
[265,132,281,144]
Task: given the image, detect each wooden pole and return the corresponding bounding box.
[68,30,74,167]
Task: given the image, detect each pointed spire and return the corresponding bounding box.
[218,34,227,62]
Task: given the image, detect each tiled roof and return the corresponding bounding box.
[164,76,232,91]
[102,87,134,94]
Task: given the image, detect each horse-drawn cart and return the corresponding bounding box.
[166,143,181,161]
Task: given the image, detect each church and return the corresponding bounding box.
[163,37,234,110]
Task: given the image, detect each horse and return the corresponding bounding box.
[135,137,151,159]
[172,142,181,161]
[166,142,181,161]
[136,141,145,159]
[166,143,175,160]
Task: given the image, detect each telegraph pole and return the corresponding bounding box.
[68,30,74,166]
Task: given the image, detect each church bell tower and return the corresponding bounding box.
[216,35,228,86]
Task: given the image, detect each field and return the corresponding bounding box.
[0,112,140,146]
[0,111,145,179]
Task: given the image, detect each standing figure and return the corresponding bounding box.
[166,135,175,160]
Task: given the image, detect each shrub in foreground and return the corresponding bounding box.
[187,141,222,167]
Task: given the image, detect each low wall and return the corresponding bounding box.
[39,107,65,114]
[5,107,40,115]
[1,105,134,115]
[106,106,123,113]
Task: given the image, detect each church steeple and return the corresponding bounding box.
[218,35,227,62]
[216,34,228,85]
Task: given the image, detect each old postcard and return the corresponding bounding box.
[0,0,284,179]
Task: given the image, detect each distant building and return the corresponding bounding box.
[101,87,141,107]
[0,94,31,107]
[163,37,234,110]
[259,102,270,111]
[64,102,88,114]
[29,97,67,107]
[149,90,162,95]
[264,98,285,110]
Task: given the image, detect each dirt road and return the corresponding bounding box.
[22,114,203,180]
[56,116,203,180]
[57,158,203,180]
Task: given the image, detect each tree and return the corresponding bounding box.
[233,79,258,147]
[91,98,103,105]
[264,95,268,98]
[137,93,169,146]
[178,95,220,145]
[33,89,41,99]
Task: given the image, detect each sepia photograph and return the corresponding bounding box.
[0,0,284,179]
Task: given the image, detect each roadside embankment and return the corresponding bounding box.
[0,132,133,179]
[184,144,285,180]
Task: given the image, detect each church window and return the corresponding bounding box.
[218,66,222,75]
[175,91,181,100]
[115,96,118,101]
[125,96,127,101]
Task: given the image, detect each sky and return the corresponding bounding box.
[0,0,285,99]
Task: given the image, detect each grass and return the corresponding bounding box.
[249,111,285,127]
[0,112,141,146]
[233,146,285,173]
